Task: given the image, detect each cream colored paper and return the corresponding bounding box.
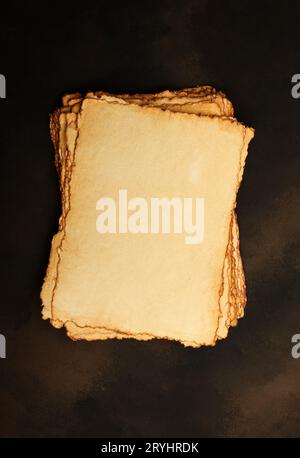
[41,87,254,347]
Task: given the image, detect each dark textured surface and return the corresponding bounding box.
[0,0,299,437]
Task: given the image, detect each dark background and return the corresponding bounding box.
[0,0,299,438]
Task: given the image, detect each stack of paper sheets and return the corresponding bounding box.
[41,86,254,347]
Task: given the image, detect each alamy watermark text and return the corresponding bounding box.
[96,189,204,245]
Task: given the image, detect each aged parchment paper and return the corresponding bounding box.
[41,87,254,347]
